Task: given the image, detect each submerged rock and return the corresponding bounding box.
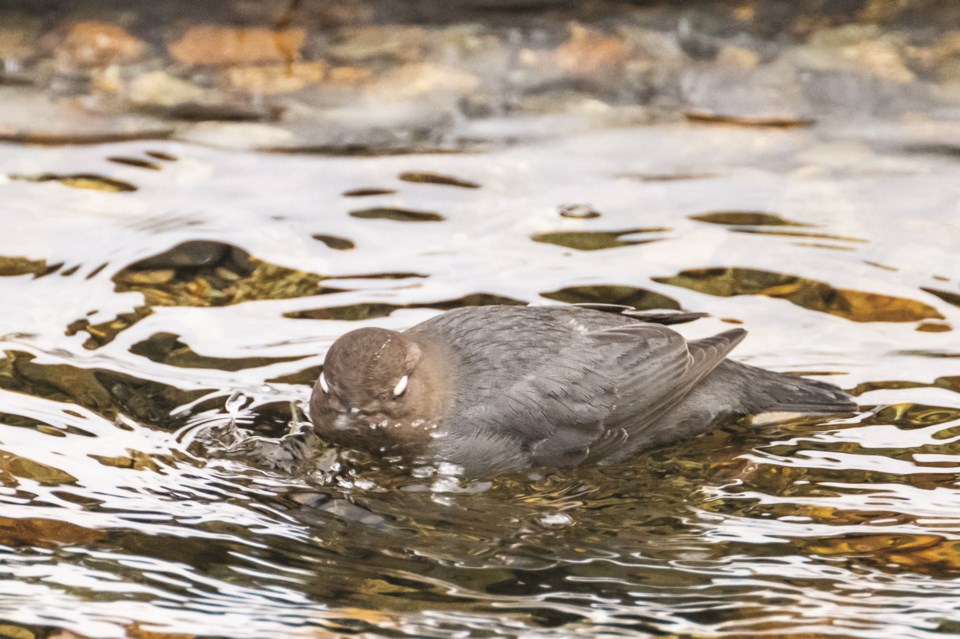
[532,227,666,251]
[0,350,213,430]
[540,285,680,310]
[0,256,47,277]
[690,211,811,226]
[656,267,945,323]
[114,241,335,307]
[398,171,480,188]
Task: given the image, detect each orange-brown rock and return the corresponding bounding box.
[50,21,145,69]
[554,24,630,75]
[716,45,761,68]
[0,25,33,60]
[168,26,305,66]
[328,66,373,84]
[0,516,104,547]
[225,61,327,94]
[126,622,195,639]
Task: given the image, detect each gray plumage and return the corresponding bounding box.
[310,305,856,476]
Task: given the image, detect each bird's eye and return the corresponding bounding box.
[392,375,409,398]
[319,372,329,394]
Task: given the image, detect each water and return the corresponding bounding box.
[1,121,959,638]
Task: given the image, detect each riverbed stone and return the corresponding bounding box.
[913,31,960,82]
[681,64,805,122]
[46,21,146,70]
[0,1,956,151]
[127,70,206,107]
[363,62,480,103]
[0,18,39,65]
[782,24,915,83]
[554,24,630,76]
[620,26,688,68]
[168,25,306,66]
[715,45,761,69]
[327,66,373,84]
[0,86,173,143]
[224,61,328,94]
[176,121,296,149]
[328,25,430,63]
[127,70,272,120]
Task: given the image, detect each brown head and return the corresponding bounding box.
[309,327,449,457]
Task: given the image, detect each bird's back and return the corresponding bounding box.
[403,305,855,473]
[406,305,636,411]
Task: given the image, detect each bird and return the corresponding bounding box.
[309,305,856,476]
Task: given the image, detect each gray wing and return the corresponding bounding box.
[559,325,746,464]
[440,319,746,470]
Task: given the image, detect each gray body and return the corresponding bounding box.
[311,306,856,476]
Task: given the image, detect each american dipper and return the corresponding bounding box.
[310,305,856,475]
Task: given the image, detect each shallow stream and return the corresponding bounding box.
[2,121,960,637]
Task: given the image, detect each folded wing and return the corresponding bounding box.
[447,321,746,469]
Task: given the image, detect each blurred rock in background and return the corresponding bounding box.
[1,0,958,151]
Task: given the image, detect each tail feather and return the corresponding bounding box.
[727,361,858,414]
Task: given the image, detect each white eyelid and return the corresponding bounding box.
[319,372,329,394]
[393,375,409,397]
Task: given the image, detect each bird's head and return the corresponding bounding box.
[309,327,447,456]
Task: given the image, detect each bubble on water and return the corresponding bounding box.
[539,512,573,527]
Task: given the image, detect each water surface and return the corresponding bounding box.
[1,122,959,637]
